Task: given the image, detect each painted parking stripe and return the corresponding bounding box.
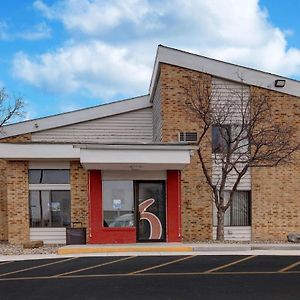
[130,255,194,274]
[1,270,300,282]
[0,258,77,278]
[54,256,135,277]
[0,261,14,266]
[203,255,257,273]
[279,260,300,272]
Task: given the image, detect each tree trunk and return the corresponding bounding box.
[216,210,225,241]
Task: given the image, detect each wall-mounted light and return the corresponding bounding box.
[275,79,286,88]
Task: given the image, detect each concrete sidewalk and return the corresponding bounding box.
[57,242,300,255]
[1,243,300,262]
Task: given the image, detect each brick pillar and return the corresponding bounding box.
[7,161,29,244]
[159,63,213,241]
[70,161,89,240]
[0,160,8,241]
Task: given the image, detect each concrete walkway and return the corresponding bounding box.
[1,243,300,262]
[57,242,300,255]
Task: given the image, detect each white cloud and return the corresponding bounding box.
[17,22,52,41]
[12,0,300,98]
[12,41,152,98]
[34,0,157,35]
[0,21,9,40]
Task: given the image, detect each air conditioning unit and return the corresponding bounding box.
[179,132,198,142]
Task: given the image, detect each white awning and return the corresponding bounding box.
[0,143,195,171]
[77,144,194,170]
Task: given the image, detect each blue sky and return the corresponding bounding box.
[1,0,300,120]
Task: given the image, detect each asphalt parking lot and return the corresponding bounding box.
[1,255,300,299]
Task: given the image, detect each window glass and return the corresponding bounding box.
[102,181,134,228]
[213,191,250,226]
[29,190,71,227]
[29,170,70,184]
[212,125,230,153]
[29,191,41,227]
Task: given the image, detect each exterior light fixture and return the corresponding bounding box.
[275,79,286,88]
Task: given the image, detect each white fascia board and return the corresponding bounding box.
[0,95,151,139]
[80,148,191,170]
[149,45,300,99]
[0,144,80,160]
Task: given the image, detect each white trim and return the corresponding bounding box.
[0,95,151,139]
[0,144,80,160]
[149,45,300,99]
[29,184,71,190]
[29,161,70,169]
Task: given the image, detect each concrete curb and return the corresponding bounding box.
[57,243,300,255]
[57,245,194,255]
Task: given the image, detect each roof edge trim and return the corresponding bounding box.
[149,45,300,100]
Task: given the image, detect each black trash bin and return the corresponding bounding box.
[66,222,86,245]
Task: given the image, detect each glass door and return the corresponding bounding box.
[135,181,166,242]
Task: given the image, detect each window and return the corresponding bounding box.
[102,181,134,228]
[213,191,251,226]
[29,190,71,227]
[29,169,70,184]
[212,125,230,153]
[29,169,71,228]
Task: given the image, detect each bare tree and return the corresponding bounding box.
[0,88,24,128]
[184,75,300,241]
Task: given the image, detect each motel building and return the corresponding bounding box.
[0,45,300,245]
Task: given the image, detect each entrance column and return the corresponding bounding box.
[166,170,182,242]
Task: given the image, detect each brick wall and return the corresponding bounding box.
[70,161,89,241]
[0,160,7,241]
[6,161,29,244]
[159,63,213,241]
[251,87,300,240]
[0,134,31,242]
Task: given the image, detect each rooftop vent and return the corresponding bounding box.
[179,132,198,142]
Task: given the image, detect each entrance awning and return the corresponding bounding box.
[0,143,196,171]
[76,144,195,170]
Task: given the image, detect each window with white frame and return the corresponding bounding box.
[213,191,251,226]
[29,169,71,228]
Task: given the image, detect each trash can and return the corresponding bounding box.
[66,222,86,245]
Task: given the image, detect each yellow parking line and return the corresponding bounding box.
[0,261,14,266]
[0,257,77,277]
[130,255,194,275]
[204,255,257,273]
[53,256,135,277]
[279,260,300,273]
[1,270,300,281]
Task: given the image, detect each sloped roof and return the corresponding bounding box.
[149,45,300,99]
[0,94,151,139]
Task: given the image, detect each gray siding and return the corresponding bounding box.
[152,79,162,142]
[32,108,153,143]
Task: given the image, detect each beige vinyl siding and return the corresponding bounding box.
[211,77,251,190]
[212,155,251,190]
[211,77,250,123]
[30,228,66,244]
[32,108,153,143]
[213,226,251,241]
[152,79,162,142]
